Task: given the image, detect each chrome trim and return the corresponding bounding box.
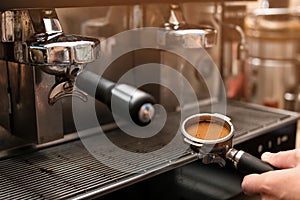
[226,148,244,169]
[249,57,296,68]
[138,103,155,124]
[252,8,300,16]
[27,34,100,68]
[183,137,203,147]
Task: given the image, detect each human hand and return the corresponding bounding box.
[242,149,300,200]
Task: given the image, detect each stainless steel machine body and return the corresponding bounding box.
[245,8,300,112]
[0,1,224,146]
[0,9,100,145]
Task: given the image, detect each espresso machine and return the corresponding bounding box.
[0,0,299,200]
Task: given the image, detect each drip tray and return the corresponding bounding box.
[0,101,298,200]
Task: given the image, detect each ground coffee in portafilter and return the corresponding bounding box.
[186,121,230,140]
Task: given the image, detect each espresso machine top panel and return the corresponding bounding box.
[0,0,256,10]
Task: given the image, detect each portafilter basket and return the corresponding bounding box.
[181,113,276,174]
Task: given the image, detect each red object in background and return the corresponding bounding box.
[263,99,279,108]
[226,74,245,99]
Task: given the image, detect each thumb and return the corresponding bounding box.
[242,173,265,195]
[261,149,300,169]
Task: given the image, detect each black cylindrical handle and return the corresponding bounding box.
[76,70,115,106]
[237,151,276,174]
[226,148,277,175]
[76,70,155,126]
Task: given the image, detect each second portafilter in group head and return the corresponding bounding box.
[21,10,155,126]
[29,35,155,126]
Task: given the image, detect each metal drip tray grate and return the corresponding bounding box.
[0,136,193,200]
[0,102,298,200]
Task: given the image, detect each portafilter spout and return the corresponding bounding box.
[181,113,276,175]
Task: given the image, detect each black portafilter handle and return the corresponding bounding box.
[76,70,155,126]
[226,148,277,175]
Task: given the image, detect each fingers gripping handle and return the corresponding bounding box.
[226,148,277,174]
[76,70,155,126]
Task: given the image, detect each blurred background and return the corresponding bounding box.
[56,0,300,145]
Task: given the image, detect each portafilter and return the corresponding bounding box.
[181,113,276,174]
